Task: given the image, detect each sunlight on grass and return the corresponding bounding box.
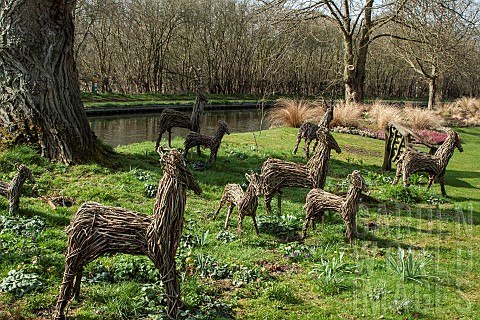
[0,127,479,319]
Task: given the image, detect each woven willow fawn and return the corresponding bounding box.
[262,128,341,215]
[54,149,202,320]
[391,129,463,196]
[184,120,230,163]
[212,172,262,235]
[302,170,369,243]
[0,163,35,214]
[154,80,207,150]
[293,102,334,158]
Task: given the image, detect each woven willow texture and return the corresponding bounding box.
[262,128,341,215]
[54,149,201,320]
[0,163,35,214]
[213,172,263,235]
[184,120,230,163]
[392,129,463,196]
[302,170,369,243]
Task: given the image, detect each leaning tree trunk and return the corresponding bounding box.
[0,0,110,164]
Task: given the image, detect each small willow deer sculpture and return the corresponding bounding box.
[212,172,262,235]
[293,101,334,159]
[0,163,35,214]
[391,128,463,196]
[184,120,230,163]
[301,170,369,243]
[54,149,202,320]
[262,128,341,215]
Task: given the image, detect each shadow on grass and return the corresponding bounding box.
[383,225,450,236]
[15,206,71,226]
[373,200,480,225]
[359,233,420,250]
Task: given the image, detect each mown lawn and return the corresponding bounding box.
[0,127,479,319]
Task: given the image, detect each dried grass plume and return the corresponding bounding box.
[267,98,325,128]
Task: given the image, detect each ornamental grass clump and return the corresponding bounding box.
[366,102,403,130]
[437,97,480,126]
[330,101,364,128]
[402,106,444,130]
[267,98,324,128]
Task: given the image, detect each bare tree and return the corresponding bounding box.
[0,0,111,164]
[389,0,480,109]
[260,0,408,103]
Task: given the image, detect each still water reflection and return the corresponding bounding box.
[89,109,269,147]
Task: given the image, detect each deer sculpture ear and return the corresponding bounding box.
[245,172,252,182]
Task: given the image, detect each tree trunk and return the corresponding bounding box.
[343,37,365,104]
[427,78,436,110]
[0,0,111,164]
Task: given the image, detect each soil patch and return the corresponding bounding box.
[343,145,382,157]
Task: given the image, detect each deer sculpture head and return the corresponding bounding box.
[316,127,341,154]
[347,170,369,195]
[157,147,202,195]
[245,172,263,196]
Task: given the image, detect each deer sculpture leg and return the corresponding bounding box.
[264,194,273,215]
[212,198,226,220]
[277,191,282,216]
[438,172,447,196]
[392,161,403,186]
[224,204,235,229]
[304,139,312,159]
[301,209,314,239]
[251,213,260,235]
[237,212,260,235]
[402,167,410,187]
[72,267,83,300]
[167,129,173,148]
[427,174,435,190]
[293,134,302,155]
[55,253,88,320]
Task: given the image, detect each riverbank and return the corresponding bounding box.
[81,92,430,116]
[84,101,274,116]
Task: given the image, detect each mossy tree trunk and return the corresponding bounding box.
[0,0,111,164]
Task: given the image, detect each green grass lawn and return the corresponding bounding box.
[0,127,479,319]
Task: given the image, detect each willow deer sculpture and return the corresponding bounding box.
[155,71,207,150]
[302,170,369,243]
[212,172,263,235]
[54,149,202,320]
[184,120,230,163]
[262,128,341,215]
[293,100,334,159]
[391,128,463,196]
[0,163,35,214]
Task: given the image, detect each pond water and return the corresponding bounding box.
[89,109,269,147]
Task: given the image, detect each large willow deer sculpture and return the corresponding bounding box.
[262,128,341,215]
[54,149,202,320]
[391,128,463,196]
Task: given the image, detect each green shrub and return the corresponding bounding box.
[0,269,42,297]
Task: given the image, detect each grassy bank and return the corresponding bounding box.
[81,92,280,108]
[1,127,479,319]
